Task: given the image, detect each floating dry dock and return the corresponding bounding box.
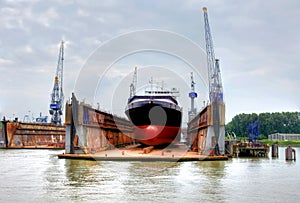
[1,120,65,149]
[58,144,228,162]
[58,93,228,162]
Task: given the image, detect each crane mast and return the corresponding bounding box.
[203,7,223,103]
[49,41,64,126]
[188,72,197,121]
[129,66,137,98]
[203,7,224,155]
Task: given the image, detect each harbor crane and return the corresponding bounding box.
[188,72,197,122]
[49,41,64,126]
[203,7,223,102]
[203,7,224,155]
[129,66,137,98]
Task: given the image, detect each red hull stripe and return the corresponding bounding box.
[133,125,181,146]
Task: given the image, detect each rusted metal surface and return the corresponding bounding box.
[65,93,134,154]
[187,103,225,155]
[187,106,209,153]
[58,144,228,162]
[232,142,269,157]
[1,121,65,148]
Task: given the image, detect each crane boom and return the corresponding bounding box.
[203,7,223,103]
[49,41,64,125]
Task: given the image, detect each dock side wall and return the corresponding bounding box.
[187,102,225,155]
[1,121,65,148]
[65,94,134,154]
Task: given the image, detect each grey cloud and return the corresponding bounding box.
[0,0,299,122]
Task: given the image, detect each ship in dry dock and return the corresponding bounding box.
[125,76,182,146]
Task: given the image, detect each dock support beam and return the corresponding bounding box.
[2,118,8,148]
[70,110,75,154]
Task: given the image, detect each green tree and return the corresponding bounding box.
[226,112,300,139]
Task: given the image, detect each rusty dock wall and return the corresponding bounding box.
[59,94,228,162]
[1,120,65,148]
[65,93,134,154]
[187,102,225,155]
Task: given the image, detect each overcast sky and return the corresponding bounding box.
[0,0,299,125]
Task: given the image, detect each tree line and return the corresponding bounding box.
[225,112,300,139]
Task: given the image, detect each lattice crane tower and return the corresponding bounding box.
[203,7,225,155]
[49,41,64,125]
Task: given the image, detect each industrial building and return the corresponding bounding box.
[268,133,300,141]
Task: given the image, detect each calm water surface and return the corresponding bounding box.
[0,147,299,203]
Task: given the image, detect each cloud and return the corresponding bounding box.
[0,58,15,65]
[17,45,35,54]
[0,0,299,123]
[77,9,90,17]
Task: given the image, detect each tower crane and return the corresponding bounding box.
[203,7,223,103]
[188,72,197,121]
[203,7,224,155]
[49,41,64,126]
[129,66,137,98]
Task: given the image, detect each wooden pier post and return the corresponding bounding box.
[285,145,296,161]
[271,143,278,158]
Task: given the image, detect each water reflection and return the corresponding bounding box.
[1,148,300,202]
[121,162,181,202]
[173,161,227,202]
[65,159,100,186]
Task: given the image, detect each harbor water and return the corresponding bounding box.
[0,147,299,202]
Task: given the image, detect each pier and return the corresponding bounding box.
[232,142,269,157]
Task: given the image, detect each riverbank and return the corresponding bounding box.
[260,140,300,147]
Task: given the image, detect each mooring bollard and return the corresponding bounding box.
[272,143,278,158]
[285,145,296,161]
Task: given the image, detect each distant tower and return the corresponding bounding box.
[49,41,64,126]
[129,67,137,98]
[188,72,197,121]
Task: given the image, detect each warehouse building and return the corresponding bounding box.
[268,133,300,141]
